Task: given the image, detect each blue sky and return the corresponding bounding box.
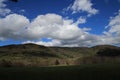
[0,0,120,47]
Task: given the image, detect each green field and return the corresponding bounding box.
[0,64,120,80]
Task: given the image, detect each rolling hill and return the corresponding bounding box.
[0,43,120,67]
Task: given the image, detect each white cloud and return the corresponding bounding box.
[0,14,30,40]
[0,13,90,46]
[26,13,89,41]
[106,10,120,35]
[0,13,97,47]
[26,14,64,39]
[103,10,120,45]
[0,9,120,47]
[75,17,86,25]
[70,0,98,16]
[23,39,62,47]
[0,0,11,16]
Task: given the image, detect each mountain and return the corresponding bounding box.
[0,44,120,67]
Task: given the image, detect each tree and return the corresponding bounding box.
[55,59,60,65]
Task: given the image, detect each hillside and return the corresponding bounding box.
[0,44,120,67]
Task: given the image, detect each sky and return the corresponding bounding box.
[0,0,120,47]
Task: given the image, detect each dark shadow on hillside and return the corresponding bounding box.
[97,48,120,57]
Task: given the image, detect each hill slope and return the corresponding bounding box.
[0,44,120,66]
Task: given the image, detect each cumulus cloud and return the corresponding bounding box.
[26,13,89,41]
[1,13,120,47]
[0,0,11,16]
[22,13,100,47]
[25,14,64,39]
[0,13,97,47]
[69,0,98,16]
[0,14,30,40]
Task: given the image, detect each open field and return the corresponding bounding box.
[0,64,120,80]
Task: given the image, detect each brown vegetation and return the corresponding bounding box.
[0,44,120,66]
